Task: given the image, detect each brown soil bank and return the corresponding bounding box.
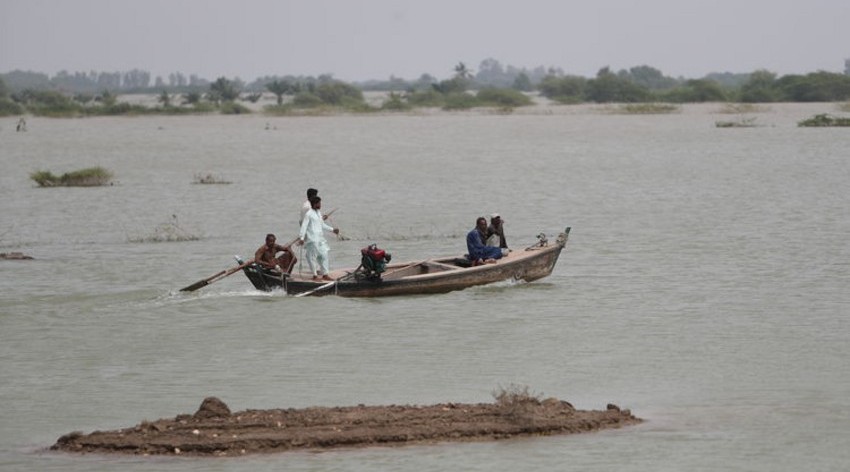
[52,396,642,457]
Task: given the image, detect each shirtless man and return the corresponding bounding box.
[254,233,296,274]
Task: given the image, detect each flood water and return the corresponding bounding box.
[1,102,849,471]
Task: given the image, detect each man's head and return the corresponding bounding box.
[307,188,318,199]
[490,214,502,226]
[265,233,276,247]
[476,217,487,231]
[310,195,322,209]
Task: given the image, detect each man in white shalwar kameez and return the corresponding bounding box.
[299,188,319,226]
[298,196,339,281]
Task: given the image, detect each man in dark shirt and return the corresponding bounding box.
[467,217,505,265]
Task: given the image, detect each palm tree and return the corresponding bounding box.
[208,77,240,104]
[454,62,473,80]
[182,91,201,106]
[265,80,293,105]
[158,90,171,108]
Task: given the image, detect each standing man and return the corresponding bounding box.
[298,196,340,281]
[300,188,330,226]
[300,188,318,226]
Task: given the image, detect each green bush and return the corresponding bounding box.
[30,166,113,187]
[292,92,324,108]
[475,88,533,107]
[538,75,587,102]
[406,89,444,107]
[189,102,217,113]
[442,93,478,110]
[380,93,413,111]
[219,102,251,114]
[661,79,727,103]
[315,81,364,105]
[263,104,294,115]
[0,98,24,116]
[24,90,83,116]
[798,114,850,127]
[614,103,680,114]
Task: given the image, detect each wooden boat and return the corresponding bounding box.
[242,227,570,297]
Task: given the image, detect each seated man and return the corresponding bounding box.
[486,213,508,248]
[467,217,507,266]
[255,233,297,274]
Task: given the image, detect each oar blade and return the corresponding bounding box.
[179,279,210,292]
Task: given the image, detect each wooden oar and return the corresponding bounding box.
[293,279,337,298]
[293,271,355,298]
[180,259,254,292]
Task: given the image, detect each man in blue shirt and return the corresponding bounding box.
[467,217,505,265]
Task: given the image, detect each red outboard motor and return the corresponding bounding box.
[359,244,392,280]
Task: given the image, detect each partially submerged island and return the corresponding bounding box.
[30,166,113,187]
[0,252,33,260]
[52,394,642,457]
[798,113,850,127]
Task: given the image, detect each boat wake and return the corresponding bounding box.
[157,288,283,305]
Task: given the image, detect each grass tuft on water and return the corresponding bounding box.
[604,103,680,114]
[717,103,770,114]
[715,116,759,128]
[30,166,113,187]
[798,113,850,127]
[492,384,544,423]
[193,172,231,184]
[128,215,202,243]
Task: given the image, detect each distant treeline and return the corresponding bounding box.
[2,59,850,117]
[539,67,850,103]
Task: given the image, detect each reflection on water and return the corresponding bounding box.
[1,103,849,471]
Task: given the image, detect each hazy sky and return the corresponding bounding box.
[2,0,848,82]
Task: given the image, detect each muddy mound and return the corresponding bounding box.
[52,396,641,456]
[0,252,33,260]
[194,397,231,419]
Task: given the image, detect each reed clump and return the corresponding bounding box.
[717,103,770,114]
[128,215,201,243]
[798,113,850,127]
[30,166,113,187]
[607,103,680,114]
[193,172,231,184]
[715,116,759,128]
[492,384,543,424]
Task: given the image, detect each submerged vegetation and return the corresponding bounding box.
[797,114,850,127]
[715,117,759,128]
[716,103,770,114]
[128,215,201,243]
[606,103,680,114]
[30,166,113,187]
[193,172,231,184]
